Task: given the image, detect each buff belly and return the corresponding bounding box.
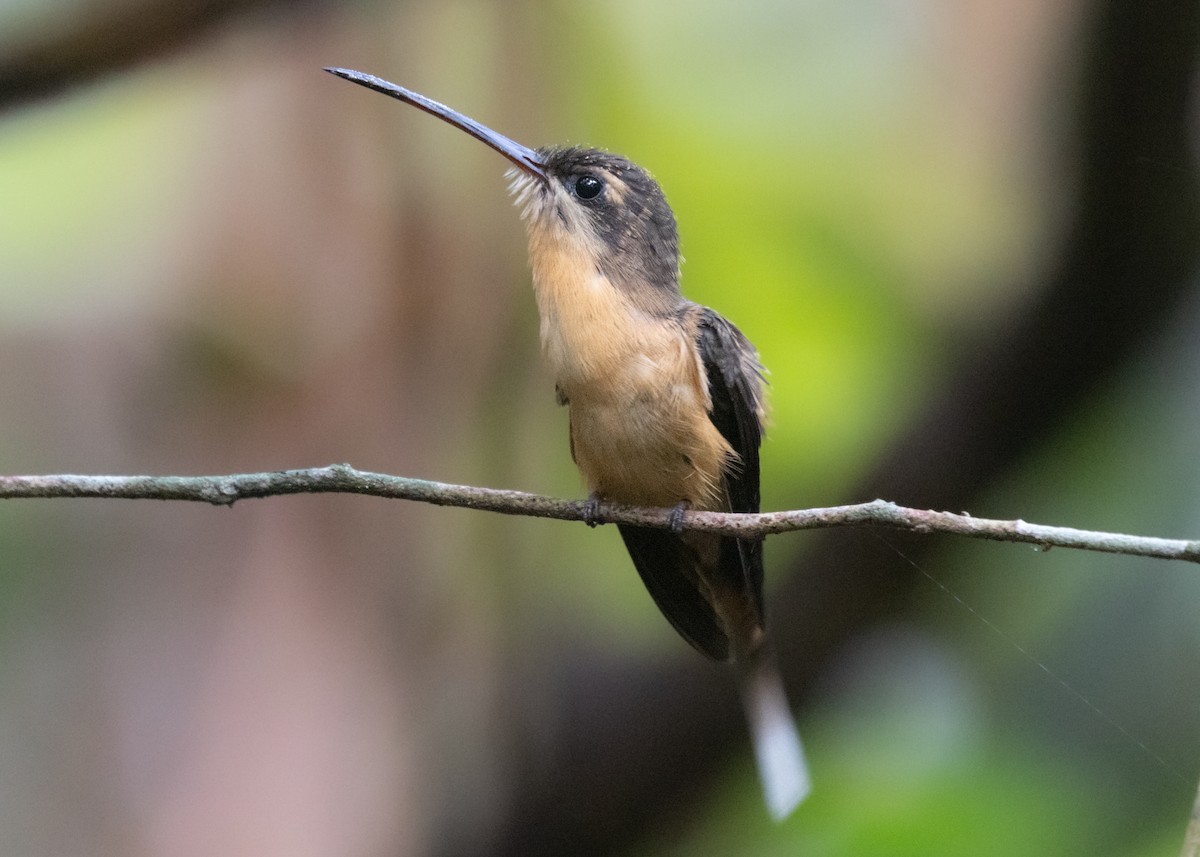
[566,368,732,510]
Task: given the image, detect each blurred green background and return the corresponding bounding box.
[0,1,1197,855]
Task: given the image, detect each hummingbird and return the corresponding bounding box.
[326,67,809,818]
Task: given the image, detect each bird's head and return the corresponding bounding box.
[509,146,680,308]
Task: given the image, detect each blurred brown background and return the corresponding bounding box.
[0,1,1198,855]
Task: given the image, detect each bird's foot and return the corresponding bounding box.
[667,500,691,535]
[581,494,602,528]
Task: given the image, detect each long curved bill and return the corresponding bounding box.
[325,67,548,183]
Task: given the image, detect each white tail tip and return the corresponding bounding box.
[741,658,810,820]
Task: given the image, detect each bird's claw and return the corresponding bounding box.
[668,501,690,535]
[582,495,602,528]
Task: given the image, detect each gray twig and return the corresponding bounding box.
[1,464,1197,563]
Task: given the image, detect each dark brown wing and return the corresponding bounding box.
[695,308,768,620]
[617,525,731,660]
[696,309,765,507]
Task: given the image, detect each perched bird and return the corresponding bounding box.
[326,67,809,818]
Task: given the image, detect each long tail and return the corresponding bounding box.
[738,649,810,820]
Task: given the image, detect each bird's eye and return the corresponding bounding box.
[574,174,604,200]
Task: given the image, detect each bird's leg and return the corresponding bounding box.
[667,500,691,535]
[581,493,602,528]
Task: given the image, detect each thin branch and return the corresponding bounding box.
[1,464,1197,564]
